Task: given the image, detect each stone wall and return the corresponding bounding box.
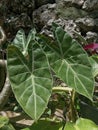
[55,0,98,42]
[0,0,98,43]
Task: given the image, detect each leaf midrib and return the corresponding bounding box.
[15,49,37,119]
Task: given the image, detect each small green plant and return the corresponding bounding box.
[6,23,98,129]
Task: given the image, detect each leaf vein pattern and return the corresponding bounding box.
[11,72,30,78]
[19,85,33,100]
[75,76,90,96]
[64,60,90,97]
[67,53,86,60]
[16,76,31,87]
[63,43,75,56]
[35,83,50,92]
[66,65,69,84]
[74,76,78,90]
[34,67,48,72]
[58,61,64,74]
[35,76,50,80]
[70,63,90,69]
[31,74,36,119]
[55,31,63,57]
[77,73,93,82]
[15,53,30,73]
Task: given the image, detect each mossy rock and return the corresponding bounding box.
[56,7,88,20]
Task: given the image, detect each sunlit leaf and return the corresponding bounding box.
[7,44,52,121]
[64,118,98,130]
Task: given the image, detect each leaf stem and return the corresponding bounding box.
[52,86,72,93]
[70,89,78,122]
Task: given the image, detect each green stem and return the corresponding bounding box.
[52,86,72,93]
[71,90,76,106]
[70,90,78,122]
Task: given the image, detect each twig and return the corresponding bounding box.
[0,59,6,91]
[0,59,7,67]
[0,26,6,46]
[0,60,12,110]
[0,76,12,110]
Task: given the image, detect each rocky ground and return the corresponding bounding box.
[0,0,98,43]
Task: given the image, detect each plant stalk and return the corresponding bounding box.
[52,86,72,93]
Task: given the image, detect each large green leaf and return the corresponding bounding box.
[64,118,98,130]
[21,120,63,130]
[44,24,94,100]
[7,44,52,121]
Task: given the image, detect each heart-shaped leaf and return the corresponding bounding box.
[64,118,98,130]
[7,43,52,121]
[43,24,94,100]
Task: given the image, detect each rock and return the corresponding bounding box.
[1,0,98,43]
[40,18,80,40]
[76,17,96,32]
[92,19,98,30]
[76,17,98,32]
[82,0,98,11]
[56,6,88,20]
[56,0,84,8]
[72,0,84,7]
[4,0,35,14]
[4,13,32,40]
[85,32,98,43]
[33,4,57,31]
[63,20,80,37]
[56,0,72,5]
[35,0,55,8]
[89,10,98,19]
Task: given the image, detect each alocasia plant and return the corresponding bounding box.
[7,23,95,129]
